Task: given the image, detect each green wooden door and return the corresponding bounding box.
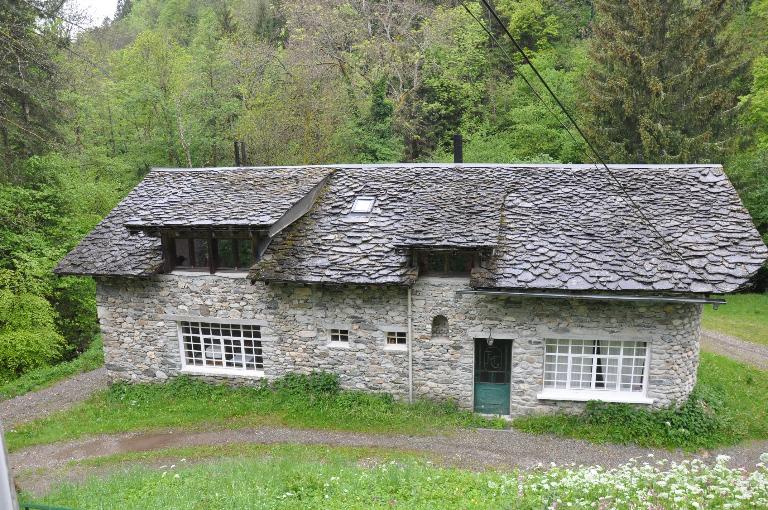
[473,339,511,415]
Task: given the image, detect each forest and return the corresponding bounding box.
[1,0,767,382]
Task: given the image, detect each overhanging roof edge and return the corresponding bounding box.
[457,289,726,305]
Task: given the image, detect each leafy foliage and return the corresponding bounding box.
[0,290,65,381]
[0,0,68,170]
[586,0,744,164]
[0,335,103,400]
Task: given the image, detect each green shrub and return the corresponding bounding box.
[515,385,733,450]
[0,329,65,382]
[585,386,730,443]
[0,291,65,381]
[271,371,341,396]
[50,276,98,355]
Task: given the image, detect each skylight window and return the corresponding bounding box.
[351,196,375,214]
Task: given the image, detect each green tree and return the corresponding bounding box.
[347,78,402,162]
[729,54,768,249]
[0,0,67,172]
[114,0,133,21]
[586,0,744,163]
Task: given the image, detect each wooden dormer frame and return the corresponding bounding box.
[161,229,266,274]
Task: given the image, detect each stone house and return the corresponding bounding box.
[56,164,767,416]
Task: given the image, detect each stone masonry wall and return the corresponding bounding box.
[95,274,701,416]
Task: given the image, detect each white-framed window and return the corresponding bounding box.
[351,196,375,213]
[178,320,263,376]
[329,328,350,347]
[330,329,349,342]
[386,331,408,350]
[538,338,652,403]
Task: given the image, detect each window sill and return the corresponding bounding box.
[180,366,265,379]
[170,270,249,279]
[417,275,471,281]
[537,390,654,405]
[328,342,351,349]
[384,345,408,353]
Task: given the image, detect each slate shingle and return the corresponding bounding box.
[55,166,332,276]
[122,166,333,228]
[478,165,767,293]
[56,163,767,293]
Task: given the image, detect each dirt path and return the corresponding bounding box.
[0,368,108,429]
[10,426,768,495]
[702,329,768,371]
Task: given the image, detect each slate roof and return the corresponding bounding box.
[253,166,512,285]
[122,167,333,229]
[55,166,331,276]
[56,163,767,293]
[477,165,766,293]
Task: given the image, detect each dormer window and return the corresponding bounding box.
[351,196,375,213]
[416,250,476,276]
[174,238,210,269]
[163,233,259,273]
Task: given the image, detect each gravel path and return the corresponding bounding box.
[10,426,768,478]
[0,368,108,429]
[701,329,768,370]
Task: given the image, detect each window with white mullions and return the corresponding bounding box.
[329,329,349,344]
[543,339,648,393]
[386,331,407,348]
[179,321,263,373]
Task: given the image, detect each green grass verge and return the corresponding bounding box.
[6,373,505,451]
[702,293,768,345]
[70,443,431,469]
[29,443,768,510]
[24,444,535,509]
[513,352,768,450]
[0,336,103,400]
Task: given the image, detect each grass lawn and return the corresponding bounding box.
[27,443,768,510]
[513,352,768,450]
[702,293,768,345]
[0,336,103,400]
[7,354,767,453]
[5,373,505,452]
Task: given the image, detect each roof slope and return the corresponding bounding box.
[254,166,514,284]
[56,163,767,292]
[253,164,766,293]
[123,166,332,229]
[55,166,331,276]
[477,165,766,293]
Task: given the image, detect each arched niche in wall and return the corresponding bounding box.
[431,315,449,338]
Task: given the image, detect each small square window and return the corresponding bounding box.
[330,329,349,343]
[351,196,375,213]
[386,331,407,348]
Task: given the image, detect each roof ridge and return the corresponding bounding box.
[149,163,724,172]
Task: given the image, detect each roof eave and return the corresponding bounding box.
[458,288,726,305]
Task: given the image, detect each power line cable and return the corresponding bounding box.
[474,0,714,289]
[457,1,588,162]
